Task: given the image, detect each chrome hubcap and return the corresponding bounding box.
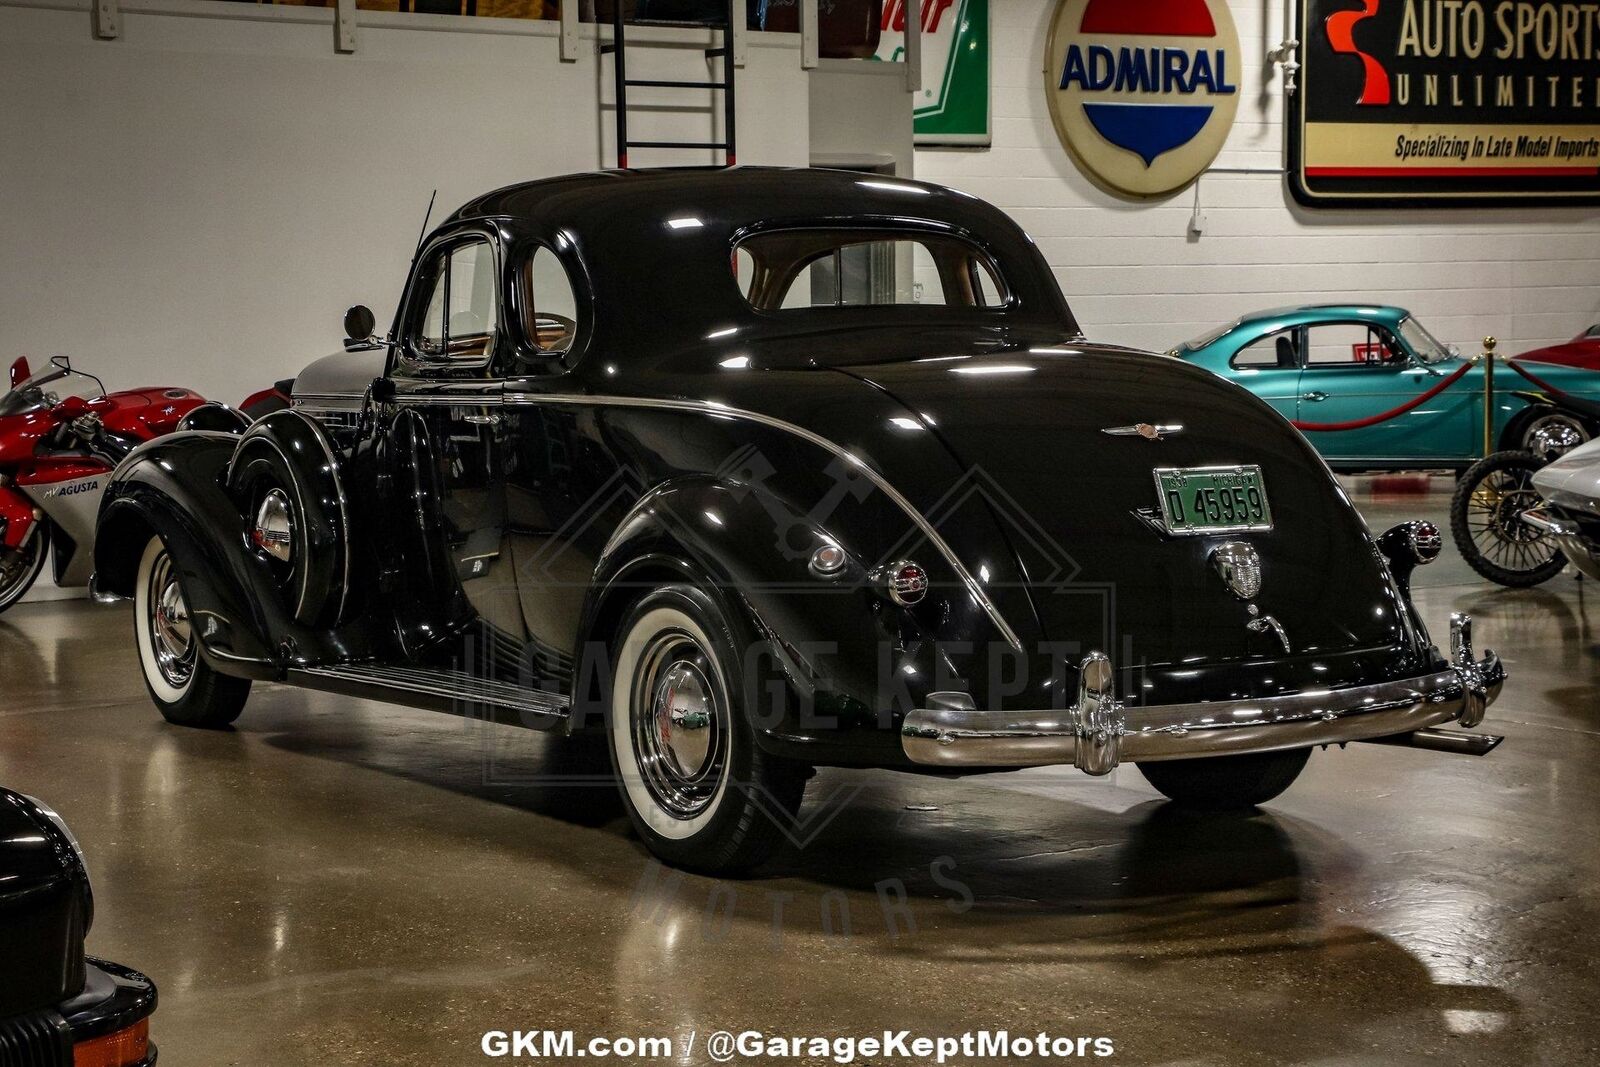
[1525,414,1589,463]
[252,489,294,563]
[630,632,727,820]
[147,553,195,687]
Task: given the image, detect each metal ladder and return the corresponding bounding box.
[600,1,737,169]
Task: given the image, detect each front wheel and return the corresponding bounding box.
[0,522,48,616]
[606,585,808,874]
[1450,451,1567,588]
[1137,748,1311,810]
[134,537,251,728]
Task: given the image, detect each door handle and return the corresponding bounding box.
[464,413,502,426]
[1302,391,1329,402]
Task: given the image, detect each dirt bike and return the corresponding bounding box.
[0,355,248,614]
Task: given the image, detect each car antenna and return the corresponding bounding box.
[411,189,437,264]
[365,188,438,436]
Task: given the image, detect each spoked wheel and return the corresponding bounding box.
[1451,451,1567,588]
[0,522,48,616]
[607,585,808,874]
[133,537,251,727]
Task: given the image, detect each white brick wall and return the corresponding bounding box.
[913,0,1600,357]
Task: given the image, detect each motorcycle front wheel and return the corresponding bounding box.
[0,522,49,616]
[1450,451,1567,588]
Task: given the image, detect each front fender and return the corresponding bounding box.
[95,431,380,678]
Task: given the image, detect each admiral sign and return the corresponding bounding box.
[1293,0,1600,204]
[1045,0,1243,198]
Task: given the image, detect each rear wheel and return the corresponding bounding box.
[134,537,251,728]
[606,585,808,874]
[1138,748,1311,810]
[1451,451,1567,588]
[0,522,48,616]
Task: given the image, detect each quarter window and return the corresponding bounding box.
[1231,329,1300,370]
[415,239,499,363]
[523,246,579,354]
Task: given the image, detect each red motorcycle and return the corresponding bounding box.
[0,355,241,615]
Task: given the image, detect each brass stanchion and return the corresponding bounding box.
[1481,336,1497,458]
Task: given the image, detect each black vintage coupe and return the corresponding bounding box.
[0,788,157,1065]
[94,169,1504,872]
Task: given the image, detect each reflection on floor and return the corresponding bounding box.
[0,492,1595,1066]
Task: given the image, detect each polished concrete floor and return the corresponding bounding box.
[2,493,1597,1066]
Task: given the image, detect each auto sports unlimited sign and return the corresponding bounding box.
[1045,0,1243,198]
[876,0,992,145]
[1293,0,1600,205]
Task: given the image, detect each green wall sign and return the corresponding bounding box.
[876,0,991,146]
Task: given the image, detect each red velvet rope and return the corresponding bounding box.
[1505,359,1571,400]
[1291,361,1474,432]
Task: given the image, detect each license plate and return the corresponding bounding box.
[1153,466,1273,535]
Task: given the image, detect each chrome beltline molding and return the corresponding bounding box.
[393,390,1028,652]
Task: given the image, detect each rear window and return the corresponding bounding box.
[735,230,1009,312]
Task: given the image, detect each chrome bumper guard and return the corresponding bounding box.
[901,614,1505,774]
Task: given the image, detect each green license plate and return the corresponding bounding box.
[1153,466,1273,535]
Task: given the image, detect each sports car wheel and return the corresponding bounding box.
[0,522,48,617]
[134,537,251,728]
[1138,748,1311,810]
[1520,411,1590,463]
[1451,451,1567,588]
[607,585,807,874]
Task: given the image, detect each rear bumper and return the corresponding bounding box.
[902,614,1505,774]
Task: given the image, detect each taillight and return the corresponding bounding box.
[74,1018,149,1067]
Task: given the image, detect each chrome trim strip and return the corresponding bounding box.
[293,663,571,719]
[901,658,1506,768]
[292,393,366,412]
[497,391,1027,651]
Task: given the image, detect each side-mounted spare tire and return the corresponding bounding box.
[226,410,353,628]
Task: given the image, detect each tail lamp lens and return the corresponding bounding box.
[887,562,929,606]
[74,1018,149,1067]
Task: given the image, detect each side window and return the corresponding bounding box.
[414,239,499,363]
[1231,329,1300,370]
[523,246,579,354]
[1304,323,1404,367]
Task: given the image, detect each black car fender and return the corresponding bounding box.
[95,432,283,674]
[570,476,922,758]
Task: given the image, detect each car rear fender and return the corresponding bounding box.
[571,477,895,744]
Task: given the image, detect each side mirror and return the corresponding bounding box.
[343,305,378,351]
[9,356,30,390]
[1447,343,1462,359]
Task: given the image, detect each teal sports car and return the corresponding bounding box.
[1173,305,1600,471]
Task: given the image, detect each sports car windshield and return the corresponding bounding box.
[1399,317,1453,364]
[0,365,104,418]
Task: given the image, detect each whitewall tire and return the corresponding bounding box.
[606,585,807,873]
[134,536,251,728]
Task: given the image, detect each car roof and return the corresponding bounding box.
[1234,304,1412,329]
[430,167,1075,353]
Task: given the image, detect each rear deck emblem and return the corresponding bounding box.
[1102,422,1183,440]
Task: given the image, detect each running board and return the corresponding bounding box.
[289,663,570,730]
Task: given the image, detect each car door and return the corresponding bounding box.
[389,233,529,668]
[1223,326,1304,423]
[1297,321,1466,464]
